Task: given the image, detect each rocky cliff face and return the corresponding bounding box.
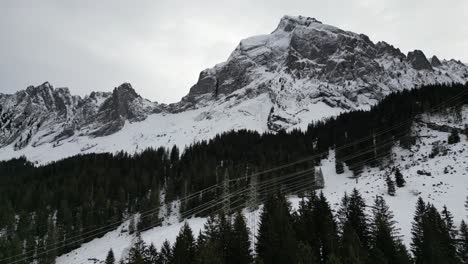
[182,16,468,129]
[0,82,160,150]
[1,15,467,162]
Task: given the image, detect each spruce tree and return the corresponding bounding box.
[410,197,426,262]
[448,129,460,144]
[337,189,369,250]
[386,175,396,196]
[172,222,195,264]
[458,220,468,264]
[105,249,116,264]
[127,235,148,264]
[441,205,458,242]
[159,240,172,264]
[312,192,339,263]
[146,243,159,264]
[256,193,298,264]
[394,168,406,188]
[412,203,458,264]
[335,160,344,174]
[340,223,365,264]
[230,212,253,264]
[369,196,411,264]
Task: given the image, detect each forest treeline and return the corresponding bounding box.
[0,83,467,263]
[114,190,468,264]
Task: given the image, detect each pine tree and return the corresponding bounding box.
[256,193,298,264]
[172,222,195,264]
[105,249,116,264]
[369,196,411,264]
[337,189,369,250]
[441,205,458,242]
[146,243,159,264]
[340,224,365,264]
[159,240,172,264]
[127,235,148,264]
[230,212,253,264]
[411,197,426,262]
[412,203,458,264]
[448,129,460,144]
[386,175,396,196]
[458,220,468,264]
[312,192,339,263]
[394,168,406,188]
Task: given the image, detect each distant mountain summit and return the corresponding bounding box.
[1,15,467,163]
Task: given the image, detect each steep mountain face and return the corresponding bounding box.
[1,15,468,163]
[182,16,467,127]
[0,82,160,151]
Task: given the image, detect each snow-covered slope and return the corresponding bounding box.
[1,15,468,164]
[57,106,468,264]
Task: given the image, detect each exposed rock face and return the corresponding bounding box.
[407,50,432,70]
[0,82,160,150]
[431,56,443,67]
[1,15,468,157]
[182,15,467,130]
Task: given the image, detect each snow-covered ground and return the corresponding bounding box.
[0,92,344,165]
[57,108,468,263]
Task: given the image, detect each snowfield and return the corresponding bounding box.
[0,92,344,165]
[57,108,468,263]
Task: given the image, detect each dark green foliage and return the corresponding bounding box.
[172,222,195,264]
[127,235,149,264]
[293,192,338,263]
[411,197,426,262]
[459,220,468,264]
[386,175,396,196]
[231,212,253,264]
[106,249,116,264]
[296,242,318,264]
[335,160,344,174]
[394,168,406,188]
[411,198,459,264]
[448,129,461,144]
[337,189,369,251]
[256,193,298,264]
[369,196,411,264]
[340,224,365,264]
[159,240,172,264]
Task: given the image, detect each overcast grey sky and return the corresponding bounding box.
[1,0,467,103]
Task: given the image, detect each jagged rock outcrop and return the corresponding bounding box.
[0,82,160,150]
[431,55,443,67]
[407,50,432,70]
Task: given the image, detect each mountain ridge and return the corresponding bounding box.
[1,15,468,163]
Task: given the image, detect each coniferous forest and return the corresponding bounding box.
[0,83,467,263]
[112,190,468,264]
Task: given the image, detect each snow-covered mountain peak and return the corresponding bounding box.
[1,16,468,163]
[274,15,322,32]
